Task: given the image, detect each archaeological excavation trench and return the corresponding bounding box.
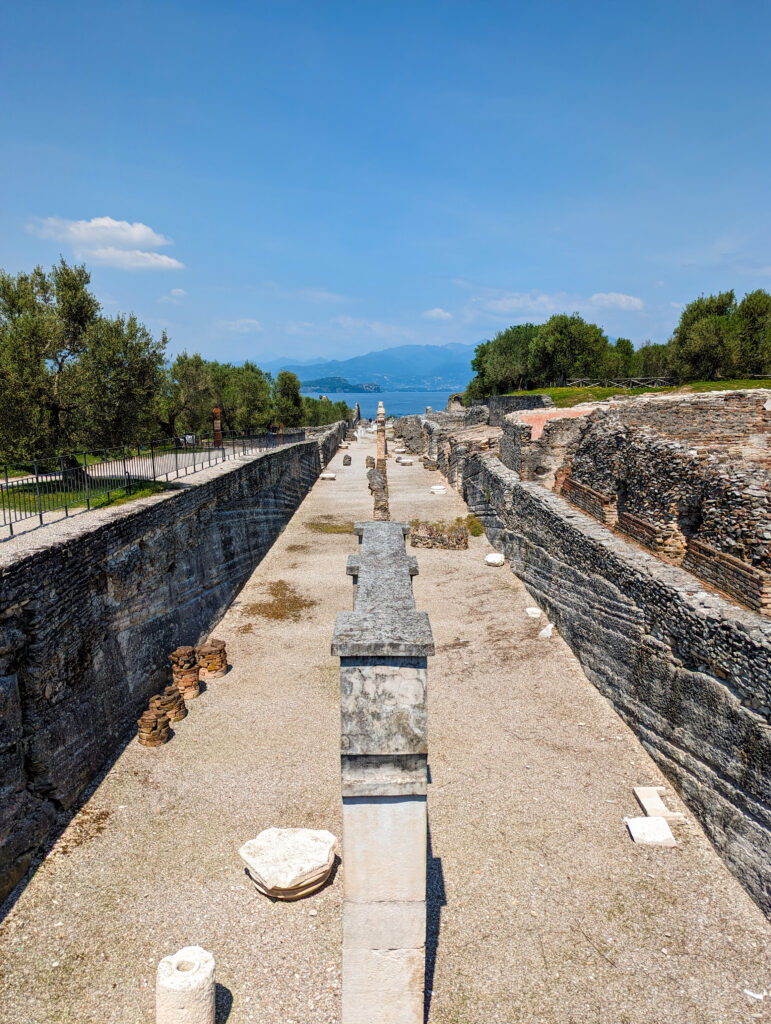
[0,399,769,1024]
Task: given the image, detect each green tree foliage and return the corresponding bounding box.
[273,370,304,427]
[669,291,736,380]
[733,290,771,375]
[528,313,610,386]
[301,395,354,426]
[0,260,164,459]
[463,287,771,398]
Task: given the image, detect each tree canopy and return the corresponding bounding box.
[0,260,352,463]
[463,287,771,399]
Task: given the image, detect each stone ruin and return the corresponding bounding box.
[333,520,433,1023]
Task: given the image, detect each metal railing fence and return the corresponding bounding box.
[1,429,306,538]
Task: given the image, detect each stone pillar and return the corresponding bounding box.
[376,401,387,472]
[156,946,215,1024]
[212,408,222,446]
[333,521,434,1024]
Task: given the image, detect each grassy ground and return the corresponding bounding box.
[1,479,175,519]
[503,378,771,407]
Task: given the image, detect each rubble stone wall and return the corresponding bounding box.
[472,393,554,426]
[395,412,771,915]
[0,422,345,903]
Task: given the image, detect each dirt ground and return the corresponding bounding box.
[0,433,769,1023]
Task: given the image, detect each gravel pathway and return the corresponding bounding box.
[0,438,769,1023]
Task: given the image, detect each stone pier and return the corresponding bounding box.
[333,520,433,1024]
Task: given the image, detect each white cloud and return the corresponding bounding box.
[87,248,184,271]
[159,287,187,304]
[466,287,645,321]
[422,307,452,320]
[27,215,184,271]
[333,315,413,340]
[589,292,644,311]
[217,318,264,333]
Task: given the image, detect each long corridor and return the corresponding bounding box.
[0,433,769,1024]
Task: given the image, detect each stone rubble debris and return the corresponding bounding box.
[196,638,227,679]
[430,485,447,494]
[239,827,337,900]
[411,522,468,550]
[485,553,505,567]
[624,815,677,847]
[320,472,336,480]
[538,623,554,638]
[525,606,541,618]
[343,454,352,466]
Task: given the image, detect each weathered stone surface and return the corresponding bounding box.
[343,454,352,466]
[633,786,686,823]
[156,946,216,1024]
[624,816,677,847]
[396,408,771,915]
[239,827,337,899]
[410,522,468,550]
[340,660,427,755]
[0,422,346,903]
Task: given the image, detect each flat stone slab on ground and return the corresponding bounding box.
[320,472,337,480]
[634,786,686,823]
[624,816,677,847]
[239,827,337,900]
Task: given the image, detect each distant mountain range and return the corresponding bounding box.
[262,342,478,391]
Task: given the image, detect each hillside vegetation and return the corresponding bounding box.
[464,289,771,401]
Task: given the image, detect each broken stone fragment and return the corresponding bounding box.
[343,454,352,466]
[320,472,336,480]
[485,553,505,567]
[624,816,677,847]
[538,623,554,639]
[239,827,337,900]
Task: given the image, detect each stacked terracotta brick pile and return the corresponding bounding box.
[169,646,201,699]
[196,638,227,679]
[136,685,187,747]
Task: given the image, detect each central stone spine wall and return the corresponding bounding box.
[333,520,434,1024]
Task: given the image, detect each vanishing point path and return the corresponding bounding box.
[1,434,769,1023]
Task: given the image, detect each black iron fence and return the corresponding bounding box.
[1,429,306,538]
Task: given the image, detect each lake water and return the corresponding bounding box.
[301,389,454,419]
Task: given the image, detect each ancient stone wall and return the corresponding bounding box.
[395,412,771,915]
[472,393,554,426]
[0,422,345,902]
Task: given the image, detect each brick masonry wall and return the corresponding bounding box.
[395,413,771,915]
[0,422,345,903]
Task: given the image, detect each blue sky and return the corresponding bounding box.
[2,0,770,364]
